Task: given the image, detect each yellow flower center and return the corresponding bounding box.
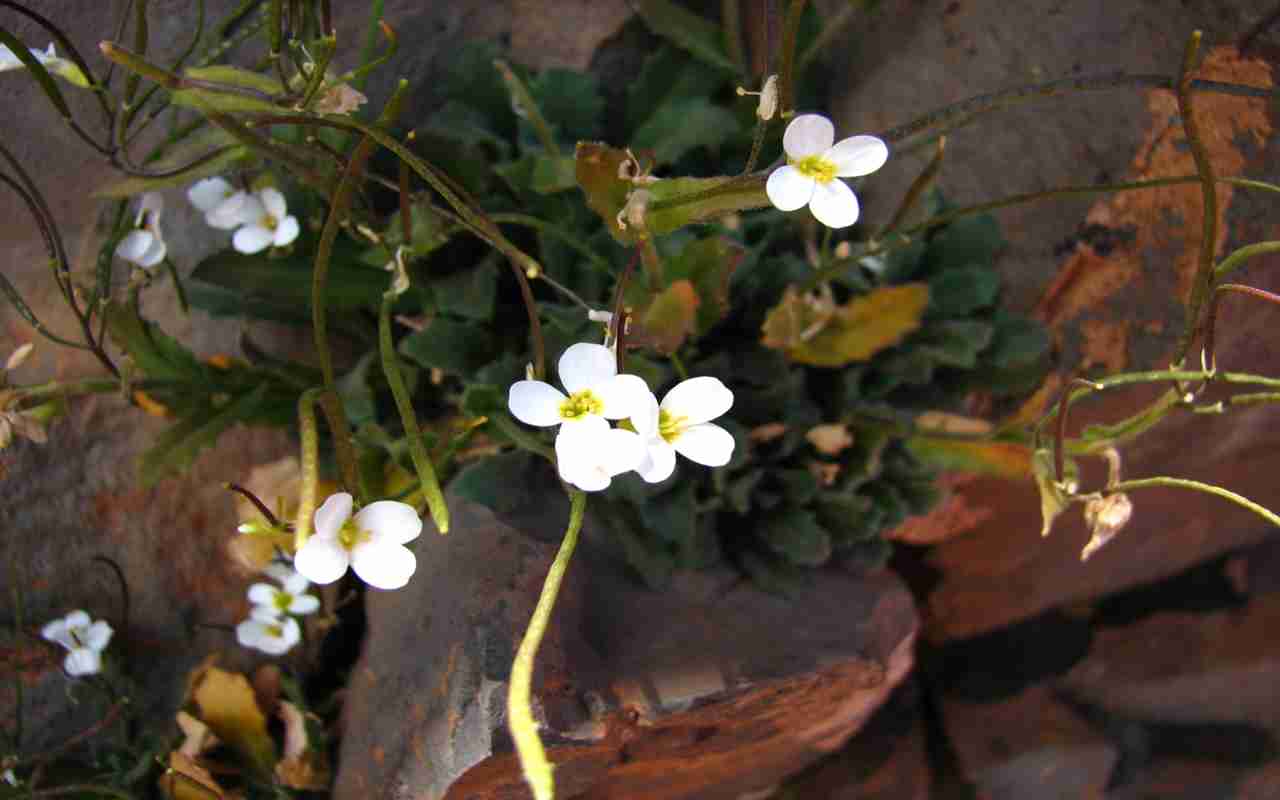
[273,591,292,612]
[266,623,284,638]
[792,154,836,184]
[559,390,604,421]
[261,213,279,231]
[658,409,687,444]
[338,518,371,550]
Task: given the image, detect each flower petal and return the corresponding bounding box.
[351,542,417,590]
[355,500,423,545]
[233,224,274,254]
[115,230,156,264]
[766,165,816,212]
[259,187,287,219]
[276,617,301,651]
[660,376,733,426]
[187,177,233,212]
[808,178,860,229]
[287,593,320,615]
[558,342,615,395]
[280,570,310,595]
[637,440,676,483]
[236,618,267,649]
[672,422,736,467]
[64,648,101,676]
[630,390,661,438]
[84,620,113,651]
[783,114,834,159]
[273,215,300,246]
[293,536,350,585]
[41,618,71,648]
[139,191,164,219]
[247,583,278,607]
[136,234,166,268]
[207,192,260,230]
[64,610,91,630]
[599,428,645,477]
[595,373,651,420]
[827,135,889,178]
[508,380,567,426]
[313,493,353,538]
[264,562,297,584]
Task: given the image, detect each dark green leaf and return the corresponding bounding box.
[757,507,832,566]
[726,468,764,514]
[626,46,727,136]
[430,256,498,321]
[529,69,603,141]
[926,213,1004,273]
[927,266,1000,317]
[399,317,497,376]
[631,98,739,166]
[639,481,696,543]
[914,320,995,369]
[139,385,270,486]
[105,303,208,383]
[737,548,804,596]
[449,451,539,514]
[634,0,737,73]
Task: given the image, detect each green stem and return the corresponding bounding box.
[1212,240,1280,283]
[877,72,1277,146]
[379,292,450,534]
[798,0,871,71]
[1110,476,1280,528]
[355,0,386,90]
[776,0,807,117]
[508,488,586,800]
[1172,31,1217,370]
[294,387,322,553]
[495,59,560,158]
[884,136,946,234]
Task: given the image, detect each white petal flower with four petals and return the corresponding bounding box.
[554,416,645,492]
[247,567,320,617]
[41,610,113,677]
[293,492,422,590]
[765,114,888,229]
[631,376,736,483]
[236,607,301,655]
[232,187,301,254]
[114,192,166,268]
[187,177,259,230]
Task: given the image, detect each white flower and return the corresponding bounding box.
[766,114,888,229]
[40,610,113,677]
[631,377,736,483]
[0,42,55,71]
[235,607,301,655]
[231,188,300,254]
[554,417,645,492]
[508,342,649,435]
[114,192,166,268]
[247,567,319,617]
[187,177,258,230]
[293,493,422,590]
[2,768,16,787]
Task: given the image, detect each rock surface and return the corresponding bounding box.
[334,495,918,800]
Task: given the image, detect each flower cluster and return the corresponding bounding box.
[235,563,319,655]
[188,177,300,254]
[508,341,735,491]
[41,610,112,677]
[766,114,888,229]
[293,493,423,590]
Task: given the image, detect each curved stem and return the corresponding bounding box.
[1110,476,1280,528]
[508,488,586,800]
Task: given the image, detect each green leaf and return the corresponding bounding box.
[757,508,831,566]
[529,69,603,141]
[985,314,1050,369]
[399,317,497,375]
[632,279,699,354]
[442,39,514,133]
[639,482,696,543]
[914,320,995,369]
[189,235,389,315]
[761,284,931,367]
[774,468,819,506]
[626,46,727,136]
[105,303,208,383]
[184,65,281,95]
[430,257,498,321]
[1032,447,1078,538]
[726,468,764,514]
[597,500,675,589]
[170,86,282,115]
[631,98,738,166]
[421,100,511,156]
[635,0,737,73]
[737,548,804,596]
[337,352,378,427]
[926,213,1004,273]
[139,385,270,486]
[812,493,877,546]
[449,451,539,514]
[927,266,1000,317]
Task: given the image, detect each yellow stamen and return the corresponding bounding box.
[658,409,687,444]
[559,390,604,421]
[793,154,836,184]
[338,518,370,550]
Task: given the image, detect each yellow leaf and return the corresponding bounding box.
[905,436,1033,480]
[158,752,228,800]
[191,666,277,775]
[762,284,930,367]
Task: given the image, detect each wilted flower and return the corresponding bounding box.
[232,188,300,254]
[41,610,112,677]
[293,493,422,590]
[236,607,301,655]
[631,377,735,483]
[114,192,166,268]
[766,113,888,229]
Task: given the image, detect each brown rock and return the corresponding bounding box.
[333,496,918,800]
[1058,591,1280,732]
[943,685,1117,799]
